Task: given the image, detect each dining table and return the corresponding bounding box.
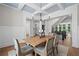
[19,35,54,47]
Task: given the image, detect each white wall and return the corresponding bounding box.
[0,26,26,48]
[0,4,29,48]
[77,5,79,47]
[30,20,34,36]
[71,4,79,48]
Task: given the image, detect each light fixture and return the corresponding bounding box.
[39,3,43,36]
[39,3,45,37]
[39,3,42,21]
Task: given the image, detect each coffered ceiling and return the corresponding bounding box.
[1,3,77,20]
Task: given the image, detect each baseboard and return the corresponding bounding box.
[0,45,14,49]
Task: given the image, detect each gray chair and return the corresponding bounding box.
[53,34,58,55]
[14,39,33,56]
[58,44,69,56]
[34,38,54,56]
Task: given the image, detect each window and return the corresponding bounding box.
[55,26,58,31]
[68,24,70,32]
[59,24,61,31]
[63,24,66,31]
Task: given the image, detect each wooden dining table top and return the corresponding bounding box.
[19,35,53,47]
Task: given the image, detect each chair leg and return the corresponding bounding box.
[35,52,37,56]
[56,47,58,54]
[32,51,34,56]
[53,48,55,56]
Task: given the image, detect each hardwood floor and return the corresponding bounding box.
[0,45,79,56]
[0,43,26,56]
[0,40,79,56]
[68,47,79,56]
[0,46,14,56]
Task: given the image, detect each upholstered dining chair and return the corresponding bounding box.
[53,33,59,55]
[58,44,69,56]
[64,33,72,47]
[34,38,54,56]
[26,33,30,39]
[14,39,33,56]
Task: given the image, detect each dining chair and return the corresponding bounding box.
[34,38,54,56]
[14,39,33,56]
[58,44,69,56]
[26,33,30,39]
[64,33,72,47]
[53,33,58,55]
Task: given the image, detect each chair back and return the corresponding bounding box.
[45,38,54,55]
[14,39,22,56]
[26,33,30,39]
[64,33,72,47]
[53,34,57,47]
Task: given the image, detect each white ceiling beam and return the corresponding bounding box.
[26,3,50,12]
[32,10,41,15]
[57,4,64,10]
[32,11,48,16]
[32,3,56,16]
[18,3,25,10]
[26,3,40,11]
[43,9,71,20]
[26,3,45,18]
[26,3,48,16]
[26,3,49,17]
[42,3,56,10]
[43,4,78,20]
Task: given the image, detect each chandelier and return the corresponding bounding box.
[39,3,45,37]
[39,3,43,33]
[39,3,42,21]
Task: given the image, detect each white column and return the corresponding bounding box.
[71,4,79,48]
[30,20,34,36]
[77,4,79,47]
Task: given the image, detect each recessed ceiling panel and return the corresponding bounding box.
[44,4,60,13]
[4,3,18,8]
[61,3,76,9]
[34,3,48,8]
[22,5,36,13]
